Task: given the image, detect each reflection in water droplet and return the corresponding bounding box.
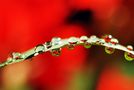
[105,47,115,54]
[50,48,61,56]
[80,36,88,43]
[110,38,119,45]
[67,45,75,50]
[67,37,78,50]
[124,52,134,61]
[35,44,45,54]
[68,37,78,44]
[127,45,133,50]
[84,42,92,48]
[102,35,112,43]
[51,37,62,46]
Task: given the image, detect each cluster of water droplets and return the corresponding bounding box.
[48,35,134,61]
[2,34,134,69]
[8,35,134,61]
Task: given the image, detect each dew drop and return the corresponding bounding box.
[124,52,134,61]
[84,42,92,48]
[124,45,134,61]
[126,45,133,50]
[50,48,61,56]
[51,37,62,46]
[68,37,78,44]
[110,38,119,45]
[35,44,45,54]
[105,47,115,54]
[89,35,99,44]
[67,45,75,50]
[80,36,88,43]
[67,37,78,50]
[102,35,112,43]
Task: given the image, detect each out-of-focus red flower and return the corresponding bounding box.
[1,0,134,90]
[97,65,134,90]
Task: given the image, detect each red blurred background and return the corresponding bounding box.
[0,0,134,90]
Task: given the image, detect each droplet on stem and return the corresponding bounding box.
[80,36,88,43]
[124,52,134,61]
[89,35,99,44]
[35,44,45,54]
[126,45,133,50]
[67,45,75,50]
[105,47,115,54]
[110,38,119,45]
[50,48,61,56]
[67,37,78,50]
[34,44,45,57]
[124,45,134,61]
[84,42,92,48]
[102,35,112,43]
[51,37,62,46]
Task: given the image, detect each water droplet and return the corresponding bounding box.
[124,45,134,61]
[84,42,92,48]
[67,45,75,50]
[89,35,99,44]
[127,45,133,50]
[51,37,62,46]
[90,35,97,40]
[50,48,61,56]
[110,38,119,45]
[35,44,45,54]
[102,35,112,43]
[68,37,78,44]
[124,52,134,61]
[105,47,115,54]
[80,36,88,43]
[67,37,78,50]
